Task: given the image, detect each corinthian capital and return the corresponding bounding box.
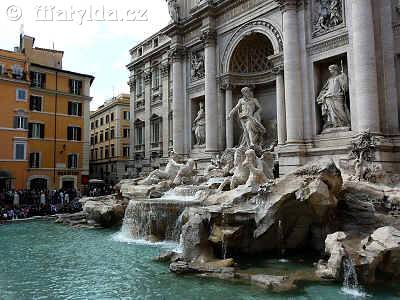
[200,28,217,46]
[275,0,299,12]
[168,46,186,62]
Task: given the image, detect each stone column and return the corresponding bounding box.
[129,77,136,160]
[170,46,185,155]
[144,70,152,159]
[351,0,380,132]
[224,83,234,149]
[202,29,219,152]
[274,68,287,145]
[281,0,304,143]
[161,62,170,157]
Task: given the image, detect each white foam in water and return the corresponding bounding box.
[340,287,369,299]
[111,231,178,250]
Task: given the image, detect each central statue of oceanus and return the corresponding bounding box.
[228,87,266,148]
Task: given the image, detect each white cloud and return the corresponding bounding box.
[0,0,170,109]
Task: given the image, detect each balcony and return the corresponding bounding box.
[1,70,27,81]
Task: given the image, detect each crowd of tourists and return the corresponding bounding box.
[0,189,82,221]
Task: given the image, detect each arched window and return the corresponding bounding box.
[229,33,274,74]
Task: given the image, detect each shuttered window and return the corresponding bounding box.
[14,116,28,129]
[69,79,82,95]
[67,154,78,169]
[67,126,81,141]
[68,101,82,116]
[30,72,46,88]
[30,96,43,111]
[29,152,40,168]
[28,123,45,139]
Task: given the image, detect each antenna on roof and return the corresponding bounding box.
[20,24,24,36]
[112,86,115,99]
[52,42,55,50]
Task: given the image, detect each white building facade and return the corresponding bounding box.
[128,0,400,176]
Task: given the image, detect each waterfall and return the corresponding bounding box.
[118,186,203,243]
[341,257,368,298]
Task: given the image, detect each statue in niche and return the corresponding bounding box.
[228,87,266,148]
[138,150,184,185]
[316,64,350,132]
[192,101,206,146]
[313,0,343,35]
[191,51,205,81]
[166,0,180,23]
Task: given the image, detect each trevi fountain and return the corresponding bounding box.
[2,0,400,299]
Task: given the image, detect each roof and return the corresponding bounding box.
[31,63,95,85]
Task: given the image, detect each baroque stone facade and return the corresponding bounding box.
[127,0,400,176]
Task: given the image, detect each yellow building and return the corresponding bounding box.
[90,94,131,184]
[0,34,94,192]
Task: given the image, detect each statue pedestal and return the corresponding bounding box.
[321,127,350,135]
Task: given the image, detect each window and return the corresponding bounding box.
[90,135,94,146]
[14,116,28,129]
[30,72,46,88]
[68,154,78,169]
[95,120,99,128]
[68,102,82,116]
[69,79,82,95]
[106,115,109,124]
[29,152,40,168]
[123,145,130,157]
[99,132,104,143]
[95,134,98,144]
[110,127,115,139]
[123,128,130,138]
[152,67,160,89]
[16,88,27,101]
[105,146,109,159]
[100,147,104,159]
[123,111,130,121]
[151,115,162,144]
[134,120,145,147]
[28,123,45,139]
[95,149,98,160]
[153,38,159,48]
[100,118,104,126]
[67,126,81,141]
[14,141,26,160]
[136,74,143,96]
[91,122,94,130]
[12,65,24,79]
[111,144,115,157]
[105,129,109,141]
[110,113,114,121]
[0,64,4,75]
[30,96,43,111]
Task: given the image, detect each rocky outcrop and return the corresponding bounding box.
[357,226,400,283]
[316,232,347,280]
[176,159,343,266]
[82,195,127,228]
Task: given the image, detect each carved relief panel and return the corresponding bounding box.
[190,49,205,82]
[312,0,345,37]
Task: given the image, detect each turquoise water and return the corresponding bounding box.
[0,221,399,300]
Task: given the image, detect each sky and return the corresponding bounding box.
[0,0,171,110]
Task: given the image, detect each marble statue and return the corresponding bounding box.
[138,151,184,185]
[218,147,249,191]
[228,87,266,148]
[166,0,180,23]
[316,64,350,131]
[192,102,206,146]
[243,149,268,187]
[173,159,196,185]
